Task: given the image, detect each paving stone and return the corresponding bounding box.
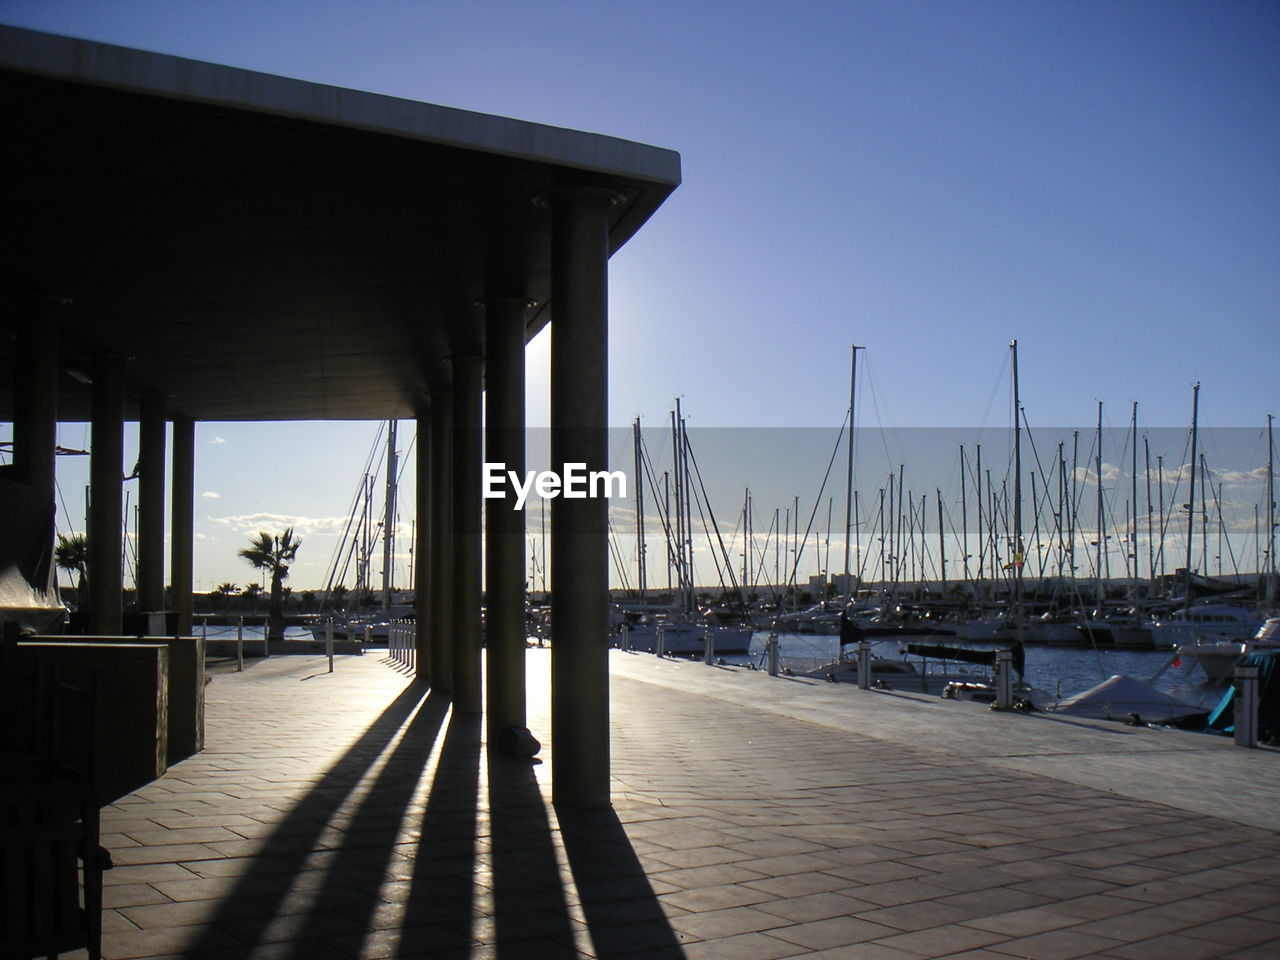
[69,651,1280,960]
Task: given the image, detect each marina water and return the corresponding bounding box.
[728,631,1224,710]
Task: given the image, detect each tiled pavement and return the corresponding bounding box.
[74,649,1280,959]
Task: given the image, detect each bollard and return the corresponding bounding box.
[236,617,244,672]
[704,626,715,665]
[365,623,373,647]
[620,624,629,652]
[1235,664,1259,748]
[656,624,666,659]
[326,619,334,673]
[767,625,779,677]
[996,649,1013,709]
[263,618,270,658]
[202,617,208,642]
[858,640,872,690]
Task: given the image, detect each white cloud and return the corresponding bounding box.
[208,512,355,537]
[202,491,221,499]
[210,436,226,445]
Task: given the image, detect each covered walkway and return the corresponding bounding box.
[84,651,1280,959]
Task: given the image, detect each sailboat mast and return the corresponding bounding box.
[959,445,970,584]
[1131,402,1139,584]
[1096,401,1105,609]
[381,419,397,611]
[1183,382,1200,606]
[1011,340,1024,639]
[842,344,862,594]
[633,417,646,598]
[1267,413,1276,609]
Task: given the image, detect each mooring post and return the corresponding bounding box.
[236,617,244,672]
[704,626,716,665]
[767,623,779,677]
[858,640,871,690]
[326,620,335,673]
[1235,664,1259,748]
[996,649,1013,709]
[656,623,666,659]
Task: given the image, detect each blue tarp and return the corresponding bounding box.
[1207,651,1280,736]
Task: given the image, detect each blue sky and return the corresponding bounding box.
[2,0,1277,591]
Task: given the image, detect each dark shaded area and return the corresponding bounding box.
[0,28,679,422]
[558,806,688,959]
[1209,651,1280,739]
[277,694,449,960]
[487,753,577,957]
[396,712,481,958]
[178,681,431,956]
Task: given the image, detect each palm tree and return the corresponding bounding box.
[55,533,89,603]
[238,528,302,641]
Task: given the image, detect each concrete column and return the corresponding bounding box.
[414,403,431,681]
[10,295,62,501]
[451,355,484,713]
[171,417,195,635]
[89,354,126,635]
[483,298,533,742]
[137,393,167,613]
[429,389,454,696]
[547,188,618,807]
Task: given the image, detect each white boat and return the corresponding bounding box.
[310,603,415,645]
[1178,616,1280,684]
[1155,603,1263,646]
[1025,613,1085,645]
[617,619,753,655]
[1049,674,1203,725]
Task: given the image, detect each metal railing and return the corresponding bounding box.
[388,621,416,672]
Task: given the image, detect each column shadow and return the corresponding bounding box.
[486,752,578,957]
[394,711,482,957]
[557,805,688,959]
[273,693,451,959]
[176,681,432,956]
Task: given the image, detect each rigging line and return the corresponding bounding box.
[1202,455,1244,579]
[753,510,781,605]
[1155,427,1194,567]
[605,518,633,594]
[858,354,898,473]
[638,432,679,585]
[682,430,746,609]
[687,478,726,597]
[973,348,1011,449]
[782,419,847,594]
[321,421,386,603]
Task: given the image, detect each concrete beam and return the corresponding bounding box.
[137,393,166,612]
[548,189,617,808]
[429,389,454,696]
[414,403,431,682]
[9,294,62,501]
[89,353,125,635]
[483,298,533,742]
[170,417,195,635]
[451,356,484,713]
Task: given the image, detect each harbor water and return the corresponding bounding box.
[725,631,1225,710]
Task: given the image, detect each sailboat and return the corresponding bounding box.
[310,420,412,644]
[615,404,753,655]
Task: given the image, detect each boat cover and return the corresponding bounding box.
[1207,652,1280,737]
[904,641,1026,678]
[1051,674,1202,723]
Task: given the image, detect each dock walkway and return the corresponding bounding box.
[87,649,1279,959]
